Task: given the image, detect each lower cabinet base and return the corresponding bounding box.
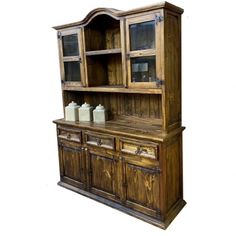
[58,181,186,229]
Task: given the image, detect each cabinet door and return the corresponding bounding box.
[87,150,117,200]
[58,29,85,87]
[126,13,163,88]
[59,142,85,188]
[123,158,161,217]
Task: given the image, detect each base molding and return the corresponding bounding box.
[58,181,186,229]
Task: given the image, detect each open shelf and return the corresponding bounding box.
[62,90,163,124]
[86,48,121,56]
[86,53,123,87]
[84,14,121,51]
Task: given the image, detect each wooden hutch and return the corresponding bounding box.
[53,1,185,229]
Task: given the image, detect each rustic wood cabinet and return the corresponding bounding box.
[53,1,185,229]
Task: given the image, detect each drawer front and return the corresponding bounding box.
[85,132,115,150]
[58,127,82,143]
[119,139,158,159]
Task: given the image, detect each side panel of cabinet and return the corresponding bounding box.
[163,10,182,131]
[59,142,85,188]
[123,157,161,218]
[86,150,117,201]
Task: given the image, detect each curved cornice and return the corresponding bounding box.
[53,8,121,30]
[53,2,184,30]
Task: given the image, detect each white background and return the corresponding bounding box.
[0,0,236,235]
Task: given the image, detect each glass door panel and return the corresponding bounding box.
[131,56,156,83]
[126,14,162,88]
[64,61,81,82]
[62,34,79,56]
[59,29,84,86]
[129,21,155,51]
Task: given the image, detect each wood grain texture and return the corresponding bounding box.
[88,151,115,196]
[163,10,182,130]
[53,2,185,230]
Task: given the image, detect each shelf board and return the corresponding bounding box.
[63,85,162,94]
[86,48,121,56]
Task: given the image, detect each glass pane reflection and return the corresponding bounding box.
[129,21,155,51]
[62,34,79,56]
[131,56,156,83]
[64,61,81,82]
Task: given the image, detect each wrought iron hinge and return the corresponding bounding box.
[57,32,62,39]
[156,209,162,218]
[156,168,161,174]
[156,78,165,87]
[155,15,164,25]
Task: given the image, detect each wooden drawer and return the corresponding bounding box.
[119,139,158,160]
[58,126,82,143]
[85,132,115,150]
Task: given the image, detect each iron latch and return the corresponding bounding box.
[155,15,164,25]
[57,31,61,39]
[156,78,165,87]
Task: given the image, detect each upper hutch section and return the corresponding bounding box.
[54,2,184,132]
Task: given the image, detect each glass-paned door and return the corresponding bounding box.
[126,14,163,88]
[58,29,85,86]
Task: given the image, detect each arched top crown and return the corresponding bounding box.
[82,8,121,26]
[54,8,121,30]
[53,2,184,30]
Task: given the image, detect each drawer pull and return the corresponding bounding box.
[97,139,102,146]
[135,146,141,155]
[135,147,148,155]
[67,134,71,139]
[140,148,148,155]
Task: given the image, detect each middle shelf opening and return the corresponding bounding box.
[63,90,163,125]
[86,53,123,87]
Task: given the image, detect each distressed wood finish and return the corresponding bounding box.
[53,1,185,230]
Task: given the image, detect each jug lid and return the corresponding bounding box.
[95,104,105,110]
[68,101,78,107]
[81,102,91,108]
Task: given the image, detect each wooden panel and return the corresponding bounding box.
[64,92,162,120]
[86,49,121,56]
[107,54,123,85]
[62,91,83,113]
[59,143,84,187]
[86,54,122,87]
[164,11,181,130]
[165,135,182,211]
[85,28,104,51]
[124,162,160,212]
[105,27,121,49]
[84,14,121,51]
[62,86,162,94]
[88,151,115,197]
[86,56,108,86]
